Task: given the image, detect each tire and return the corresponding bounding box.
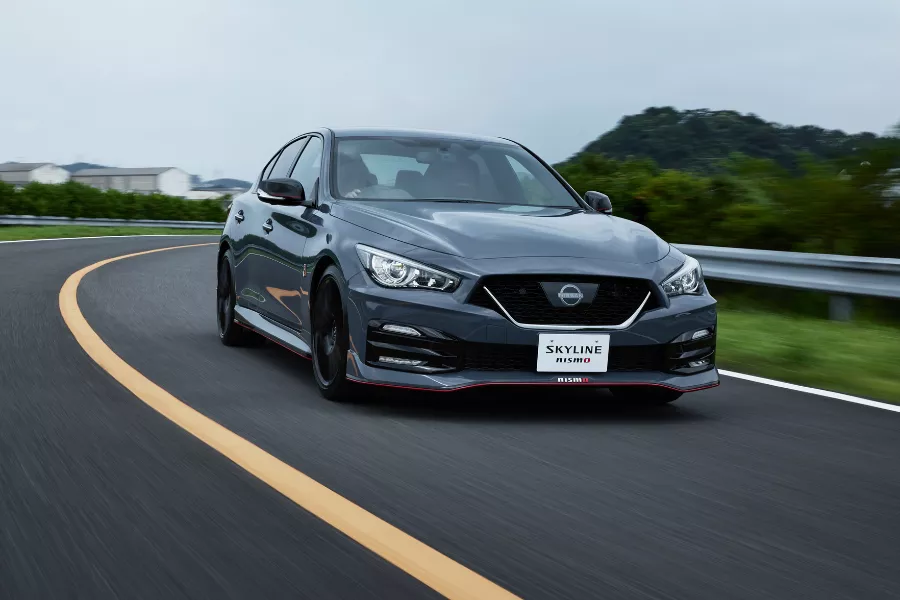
[217,251,263,347]
[609,386,683,405]
[311,266,353,402]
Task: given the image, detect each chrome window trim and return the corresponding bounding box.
[482,288,652,331]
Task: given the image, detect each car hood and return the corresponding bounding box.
[332,201,670,263]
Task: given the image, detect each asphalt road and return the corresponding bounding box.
[2,236,899,599]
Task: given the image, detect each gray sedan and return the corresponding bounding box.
[216,128,718,403]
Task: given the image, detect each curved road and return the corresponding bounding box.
[2,236,899,599]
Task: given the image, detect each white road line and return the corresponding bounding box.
[719,369,900,413]
[0,234,218,245]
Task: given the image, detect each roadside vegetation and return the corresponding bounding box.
[0,226,218,241]
[556,107,900,258]
[556,150,899,260]
[0,180,227,222]
[716,310,900,403]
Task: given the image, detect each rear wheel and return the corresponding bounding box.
[217,252,263,347]
[609,386,683,405]
[312,266,353,402]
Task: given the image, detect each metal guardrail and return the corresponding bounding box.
[674,244,900,299]
[0,215,224,230]
[675,244,900,319]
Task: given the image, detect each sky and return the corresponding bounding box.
[1,0,898,181]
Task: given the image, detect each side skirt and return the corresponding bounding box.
[234,305,312,357]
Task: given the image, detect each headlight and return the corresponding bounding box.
[661,256,704,296]
[356,244,460,291]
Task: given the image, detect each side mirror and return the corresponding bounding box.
[584,191,612,214]
[258,178,307,205]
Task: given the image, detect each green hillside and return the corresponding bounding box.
[555,108,900,258]
[578,107,890,173]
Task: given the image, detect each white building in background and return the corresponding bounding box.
[71,167,191,197]
[0,162,70,186]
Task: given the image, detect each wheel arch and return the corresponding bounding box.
[309,254,338,302]
[217,238,231,267]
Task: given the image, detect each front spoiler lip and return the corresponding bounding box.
[345,376,720,393]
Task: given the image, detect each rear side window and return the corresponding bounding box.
[269,137,308,179]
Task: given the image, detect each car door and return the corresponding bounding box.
[237,136,308,315]
[262,135,324,335]
[231,146,279,310]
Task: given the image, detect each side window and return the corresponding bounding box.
[268,137,308,180]
[290,136,323,196]
[261,152,279,181]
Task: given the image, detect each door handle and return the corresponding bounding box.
[234,209,245,223]
[262,219,274,234]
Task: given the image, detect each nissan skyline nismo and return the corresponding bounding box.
[216,128,718,403]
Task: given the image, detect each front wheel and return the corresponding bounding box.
[311,266,353,402]
[217,252,263,347]
[609,386,683,405]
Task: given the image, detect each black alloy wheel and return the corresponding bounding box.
[312,267,352,401]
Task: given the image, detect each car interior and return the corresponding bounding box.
[334,140,538,203]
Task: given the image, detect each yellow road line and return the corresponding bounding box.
[59,243,519,600]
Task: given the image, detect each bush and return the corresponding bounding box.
[555,146,900,258]
[0,181,15,213]
[0,181,226,223]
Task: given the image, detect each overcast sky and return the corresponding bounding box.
[2,0,898,181]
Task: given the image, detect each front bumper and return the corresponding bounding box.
[344,271,719,392]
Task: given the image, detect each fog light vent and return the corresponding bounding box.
[688,359,710,368]
[382,324,421,337]
[378,356,425,366]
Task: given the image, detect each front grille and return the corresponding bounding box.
[469,275,657,326]
[463,343,665,373]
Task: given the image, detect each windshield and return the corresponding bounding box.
[333,136,581,207]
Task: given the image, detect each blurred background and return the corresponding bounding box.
[1,0,898,401]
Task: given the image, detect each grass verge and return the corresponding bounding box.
[0,225,219,241]
[717,310,900,403]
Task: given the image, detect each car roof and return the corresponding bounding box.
[326,127,518,146]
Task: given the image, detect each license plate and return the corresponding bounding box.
[537,333,610,372]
